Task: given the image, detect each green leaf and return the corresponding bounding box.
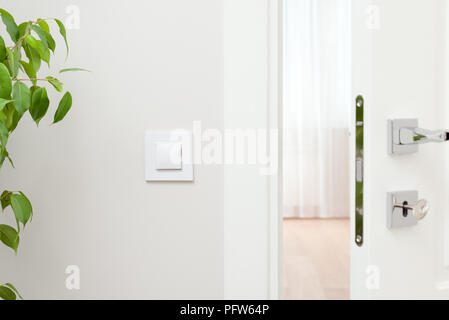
[0,36,6,61]
[55,19,68,58]
[4,283,23,300]
[0,9,19,42]
[54,91,72,123]
[4,103,22,132]
[30,87,49,125]
[0,224,19,254]
[59,67,90,74]
[12,81,31,115]
[0,120,9,147]
[0,147,13,169]
[0,98,13,112]
[10,193,32,227]
[29,84,39,95]
[17,22,31,38]
[0,110,6,123]
[0,285,16,300]
[1,190,11,211]
[25,34,45,57]
[46,76,63,92]
[23,43,41,74]
[42,49,50,67]
[4,149,13,168]
[44,30,55,52]
[5,49,16,78]
[19,191,32,218]
[0,63,12,99]
[34,21,55,52]
[0,149,6,169]
[5,48,19,78]
[31,25,48,52]
[19,60,36,85]
[37,19,49,32]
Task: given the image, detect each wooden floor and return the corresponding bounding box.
[283,218,350,300]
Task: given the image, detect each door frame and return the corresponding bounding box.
[267,0,283,300]
[223,0,283,299]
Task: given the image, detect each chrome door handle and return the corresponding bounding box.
[399,127,449,145]
[389,119,449,155]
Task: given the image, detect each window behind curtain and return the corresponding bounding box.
[283,0,351,218]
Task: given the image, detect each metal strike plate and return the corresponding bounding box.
[387,191,418,229]
[388,119,419,155]
[355,96,364,246]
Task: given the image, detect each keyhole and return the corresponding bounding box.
[402,201,409,217]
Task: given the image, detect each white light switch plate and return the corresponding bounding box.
[155,142,182,170]
[145,131,193,181]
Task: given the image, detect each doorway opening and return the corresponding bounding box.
[282,0,351,300]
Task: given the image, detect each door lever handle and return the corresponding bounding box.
[399,127,449,145]
[388,119,449,155]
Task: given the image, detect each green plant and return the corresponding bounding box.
[0,8,86,300]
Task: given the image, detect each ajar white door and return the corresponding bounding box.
[351,0,449,299]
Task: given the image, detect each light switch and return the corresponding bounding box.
[145,131,193,181]
[156,142,182,170]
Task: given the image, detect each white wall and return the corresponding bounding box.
[0,0,224,299]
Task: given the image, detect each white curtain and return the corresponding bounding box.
[283,0,351,218]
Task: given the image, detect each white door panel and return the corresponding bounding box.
[351,0,449,299]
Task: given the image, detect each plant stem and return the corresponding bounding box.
[9,37,25,51]
[9,29,31,51]
[14,78,50,82]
